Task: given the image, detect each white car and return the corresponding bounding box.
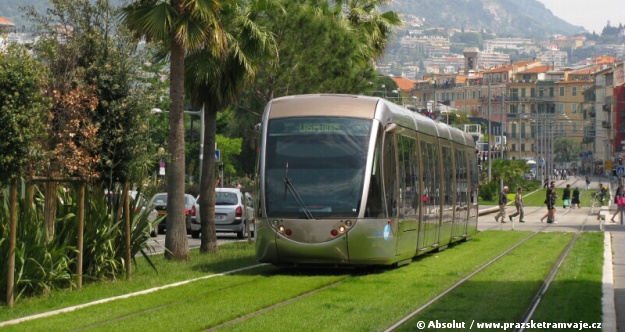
[191,188,255,239]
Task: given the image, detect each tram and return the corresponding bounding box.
[255,94,479,267]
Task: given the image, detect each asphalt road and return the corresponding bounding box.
[145,233,252,255]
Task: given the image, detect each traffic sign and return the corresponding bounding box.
[617,166,625,177]
[606,160,612,171]
[215,149,220,162]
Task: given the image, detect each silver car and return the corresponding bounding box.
[191,188,254,239]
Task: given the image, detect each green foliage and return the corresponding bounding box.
[554,137,581,164]
[0,182,160,303]
[0,43,50,184]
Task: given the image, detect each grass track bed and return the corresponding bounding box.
[531,232,603,325]
[4,231,603,331]
[219,231,532,332]
[396,232,603,331]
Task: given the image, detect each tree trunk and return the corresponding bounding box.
[43,181,58,243]
[200,101,218,253]
[164,34,189,261]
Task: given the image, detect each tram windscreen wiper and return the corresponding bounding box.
[283,162,315,219]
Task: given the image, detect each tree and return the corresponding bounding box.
[121,0,227,260]
[26,0,158,242]
[184,0,277,253]
[0,44,50,185]
[553,137,581,168]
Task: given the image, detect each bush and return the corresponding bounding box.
[0,181,160,303]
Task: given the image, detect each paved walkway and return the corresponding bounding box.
[479,175,625,331]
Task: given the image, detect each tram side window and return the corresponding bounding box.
[420,140,439,213]
[382,132,398,217]
[397,135,419,218]
[442,146,453,206]
[455,149,468,210]
[366,127,385,218]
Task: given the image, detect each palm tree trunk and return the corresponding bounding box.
[164,36,189,261]
[199,100,218,253]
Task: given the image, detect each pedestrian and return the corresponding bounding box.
[585,176,590,190]
[562,184,571,208]
[494,186,509,223]
[571,187,580,209]
[541,181,557,223]
[509,187,524,223]
[612,183,625,223]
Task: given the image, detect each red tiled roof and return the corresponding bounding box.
[391,76,417,92]
[0,17,15,27]
[519,65,550,74]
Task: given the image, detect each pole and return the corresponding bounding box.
[518,119,522,160]
[199,105,205,181]
[501,88,505,160]
[6,179,17,307]
[488,83,492,182]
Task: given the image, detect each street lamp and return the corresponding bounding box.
[151,107,205,179]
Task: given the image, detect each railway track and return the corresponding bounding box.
[3,199,597,331]
[385,205,592,331]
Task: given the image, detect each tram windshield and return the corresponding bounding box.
[264,117,371,219]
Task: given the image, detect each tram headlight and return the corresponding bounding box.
[271,220,280,227]
[344,220,352,227]
[338,226,346,233]
[278,225,285,233]
[330,229,338,237]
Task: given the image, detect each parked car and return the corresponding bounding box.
[191,188,254,239]
[107,190,159,237]
[150,193,196,234]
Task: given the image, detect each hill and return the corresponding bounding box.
[1,0,587,38]
[387,0,586,38]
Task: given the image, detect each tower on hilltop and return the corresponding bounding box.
[463,47,480,74]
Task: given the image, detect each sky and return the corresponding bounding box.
[538,0,625,33]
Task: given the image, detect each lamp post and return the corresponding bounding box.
[151,106,205,180]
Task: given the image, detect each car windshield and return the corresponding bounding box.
[216,192,238,205]
[152,194,167,205]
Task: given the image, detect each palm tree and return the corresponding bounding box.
[120,0,227,260]
[334,0,402,59]
[184,0,278,253]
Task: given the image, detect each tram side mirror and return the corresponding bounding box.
[255,123,262,132]
[385,123,398,133]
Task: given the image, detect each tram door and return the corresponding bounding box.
[418,138,440,251]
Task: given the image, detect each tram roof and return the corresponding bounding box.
[266,94,475,147]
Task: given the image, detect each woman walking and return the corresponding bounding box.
[612,183,625,223]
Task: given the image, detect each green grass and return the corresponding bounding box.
[1,231,530,331]
[0,242,259,322]
[0,231,603,331]
[531,232,604,328]
[396,232,581,331]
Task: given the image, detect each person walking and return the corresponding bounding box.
[562,184,571,208]
[585,176,590,190]
[541,181,557,223]
[612,183,625,223]
[509,187,524,222]
[494,186,509,223]
[571,187,581,209]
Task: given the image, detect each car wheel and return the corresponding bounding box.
[191,230,200,239]
[236,229,245,239]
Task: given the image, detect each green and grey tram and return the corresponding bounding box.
[255,94,479,267]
